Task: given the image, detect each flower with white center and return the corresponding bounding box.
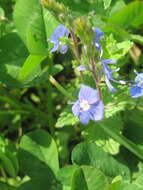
[72,85,104,125]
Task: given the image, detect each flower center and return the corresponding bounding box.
[80,100,90,111]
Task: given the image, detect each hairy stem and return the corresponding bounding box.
[90,58,102,98]
[70,30,84,82]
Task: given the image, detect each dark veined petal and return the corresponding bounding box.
[72,100,80,117]
[79,111,90,125]
[78,85,100,104]
[60,45,68,54]
[89,101,104,121]
[130,85,143,98]
[105,77,116,92]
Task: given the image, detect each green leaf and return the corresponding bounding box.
[0,32,28,87]
[109,0,125,16]
[0,138,19,178]
[108,1,143,29]
[57,165,78,186]
[104,34,133,60]
[71,168,88,190]
[14,0,59,54]
[14,0,47,54]
[82,115,122,155]
[55,106,79,128]
[18,54,47,81]
[19,129,59,176]
[72,142,130,180]
[0,7,5,17]
[105,181,122,190]
[58,165,109,190]
[82,166,109,190]
[103,0,112,9]
[120,183,143,190]
[18,130,60,190]
[0,153,17,178]
[130,34,143,45]
[0,182,15,190]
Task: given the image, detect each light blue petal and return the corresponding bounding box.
[60,45,68,54]
[135,73,143,84]
[92,27,104,38]
[92,27,104,51]
[79,111,90,125]
[50,42,59,53]
[79,85,99,104]
[49,24,69,42]
[89,101,104,121]
[72,100,80,116]
[102,63,112,80]
[77,65,86,71]
[130,85,143,98]
[102,59,116,64]
[105,77,116,93]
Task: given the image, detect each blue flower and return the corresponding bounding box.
[102,59,125,92]
[77,65,86,71]
[130,73,143,98]
[102,59,117,92]
[72,85,104,125]
[92,27,104,50]
[48,24,69,54]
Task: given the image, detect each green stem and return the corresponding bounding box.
[49,75,73,100]
[100,122,143,160]
[47,57,54,135]
[0,166,7,180]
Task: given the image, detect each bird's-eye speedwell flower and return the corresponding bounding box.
[48,24,69,54]
[72,85,104,125]
[92,27,104,50]
[102,59,125,92]
[130,72,143,98]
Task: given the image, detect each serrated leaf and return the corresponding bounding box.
[105,35,133,60]
[55,107,79,128]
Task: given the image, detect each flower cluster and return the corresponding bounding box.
[49,24,143,124]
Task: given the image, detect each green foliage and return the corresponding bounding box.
[108,1,143,29]
[1,0,143,189]
[72,141,131,180]
[17,129,60,189]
